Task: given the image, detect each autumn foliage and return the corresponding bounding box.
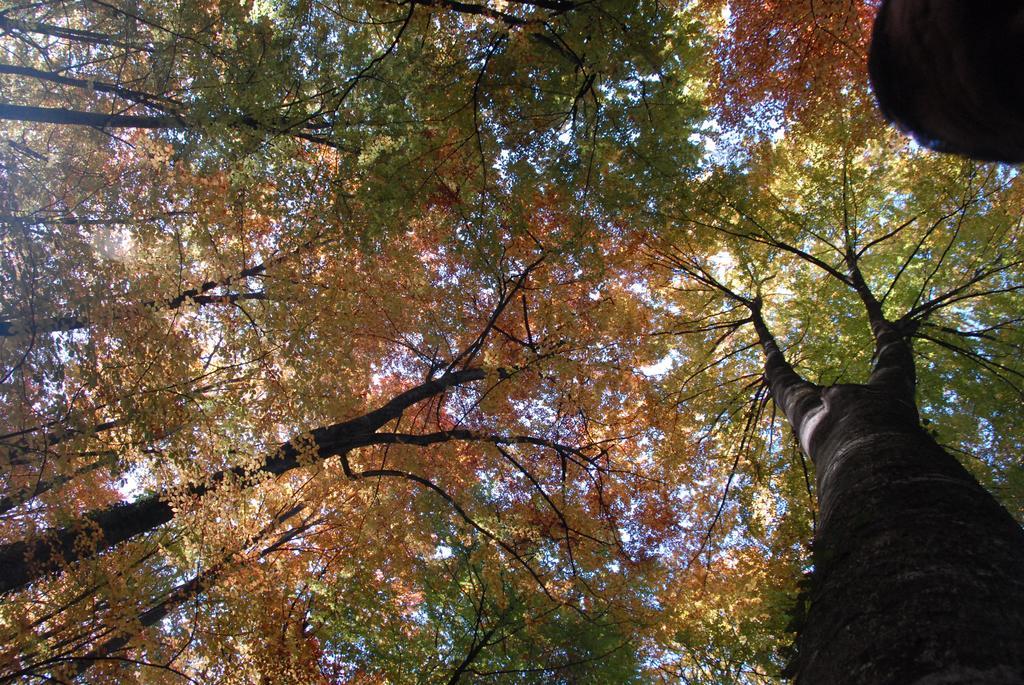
[696,0,881,128]
[1,1,1023,683]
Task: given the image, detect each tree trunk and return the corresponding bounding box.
[747,293,1024,684]
[0,102,347,148]
[0,103,180,129]
[790,382,1024,684]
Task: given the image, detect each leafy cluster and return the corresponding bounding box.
[1,1,1021,683]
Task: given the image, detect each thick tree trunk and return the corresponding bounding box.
[790,383,1024,684]
[748,290,1024,684]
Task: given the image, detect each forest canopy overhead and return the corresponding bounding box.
[1,1,1022,684]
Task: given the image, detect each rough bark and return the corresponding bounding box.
[753,302,1024,684]
[790,383,1024,685]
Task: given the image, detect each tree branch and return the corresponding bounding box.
[0,369,486,595]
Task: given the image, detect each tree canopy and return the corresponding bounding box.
[1,1,1022,683]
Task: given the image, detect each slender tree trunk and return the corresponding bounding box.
[0,369,485,595]
[0,64,174,112]
[0,15,149,51]
[0,103,180,129]
[0,102,348,148]
[0,452,116,515]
